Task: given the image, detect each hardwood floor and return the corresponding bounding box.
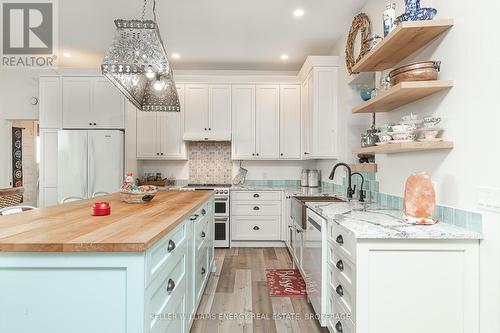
[190,247,328,333]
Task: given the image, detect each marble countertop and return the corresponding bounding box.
[307,201,482,240]
[231,184,338,197]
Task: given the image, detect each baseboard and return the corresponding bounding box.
[230,241,286,248]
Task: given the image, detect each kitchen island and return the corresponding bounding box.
[0,191,215,333]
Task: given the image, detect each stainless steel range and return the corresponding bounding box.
[185,184,230,248]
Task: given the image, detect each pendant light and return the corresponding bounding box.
[101,0,180,112]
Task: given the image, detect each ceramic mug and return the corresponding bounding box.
[423,117,441,128]
[378,124,392,133]
[421,130,439,139]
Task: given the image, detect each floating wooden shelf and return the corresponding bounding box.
[353,141,454,155]
[352,20,454,72]
[349,163,378,173]
[348,72,375,87]
[352,80,453,113]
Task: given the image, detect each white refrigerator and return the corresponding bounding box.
[57,130,124,203]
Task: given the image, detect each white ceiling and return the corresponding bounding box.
[58,0,367,71]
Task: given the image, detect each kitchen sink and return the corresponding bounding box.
[293,196,346,203]
[291,196,346,230]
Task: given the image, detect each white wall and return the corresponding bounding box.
[322,1,500,331]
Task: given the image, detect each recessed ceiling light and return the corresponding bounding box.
[281,54,289,60]
[293,9,305,17]
[63,52,72,58]
[171,53,180,59]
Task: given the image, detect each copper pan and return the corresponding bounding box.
[389,61,441,86]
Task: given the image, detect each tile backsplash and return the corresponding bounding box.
[188,142,232,184]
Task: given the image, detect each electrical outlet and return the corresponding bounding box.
[477,187,500,212]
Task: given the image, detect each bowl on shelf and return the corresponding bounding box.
[389,61,441,86]
[360,88,375,101]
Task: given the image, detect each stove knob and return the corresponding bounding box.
[224,190,229,194]
[215,190,219,194]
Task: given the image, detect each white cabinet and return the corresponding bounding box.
[136,85,187,160]
[39,77,61,129]
[62,77,125,129]
[301,67,338,159]
[183,84,231,141]
[39,129,58,207]
[255,85,280,159]
[231,85,255,160]
[279,85,301,159]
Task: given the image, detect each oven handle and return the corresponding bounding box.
[215,197,228,201]
[215,217,229,222]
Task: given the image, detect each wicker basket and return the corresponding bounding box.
[120,190,158,204]
[0,187,24,209]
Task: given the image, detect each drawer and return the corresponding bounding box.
[231,216,281,240]
[329,222,356,263]
[231,201,281,216]
[231,191,281,201]
[145,251,187,332]
[328,242,355,290]
[328,294,355,333]
[194,215,210,253]
[145,222,187,286]
[195,247,210,304]
[331,268,355,321]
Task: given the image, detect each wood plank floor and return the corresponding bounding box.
[190,247,328,333]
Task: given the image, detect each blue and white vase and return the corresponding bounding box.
[405,0,420,13]
[396,0,437,23]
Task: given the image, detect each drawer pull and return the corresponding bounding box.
[253,206,260,211]
[201,267,206,275]
[336,235,344,245]
[190,214,199,221]
[336,285,344,297]
[335,321,343,333]
[201,231,206,239]
[201,209,206,215]
[167,240,176,253]
[336,260,344,271]
[253,226,260,231]
[253,193,260,198]
[166,279,175,294]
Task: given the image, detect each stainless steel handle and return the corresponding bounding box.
[336,285,344,297]
[166,279,175,294]
[336,235,344,245]
[215,198,228,201]
[215,218,229,222]
[253,193,260,198]
[253,226,260,231]
[201,267,206,275]
[253,206,260,211]
[190,214,199,221]
[336,260,344,271]
[201,209,206,215]
[335,321,343,333]
[167,240,176,253]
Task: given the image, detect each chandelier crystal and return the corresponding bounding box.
[101,1,180,112]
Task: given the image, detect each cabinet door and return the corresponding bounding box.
[279,85,301,159]
[302,73,314,159]
[136,111,160,159]
[62,77,92,129]
[255,85,280,159]
[231,85,255,160]
[312,67,338,158]
[92,78,125,129]
[184,84,209,140]
[159,85,187,159]
[208,85,231,140]
[39,77,61,129]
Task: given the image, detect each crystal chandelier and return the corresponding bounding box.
[101,0,180,112]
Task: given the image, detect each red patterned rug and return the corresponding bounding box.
[265,269,306,297]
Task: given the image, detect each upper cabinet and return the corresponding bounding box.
[300,65,338,160]
[39,77,61,129]
[136,85,187,160]
[280,85,301,159]
[62,77,125,129]
[255,85,280,159]
[231,85,255,160]
[183,84,231,141]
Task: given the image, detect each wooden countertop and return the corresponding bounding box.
[0,190,213,252]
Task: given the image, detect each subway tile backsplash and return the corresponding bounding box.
[188,142,232,184]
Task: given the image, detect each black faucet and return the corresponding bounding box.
[329,163,355,200]
[351,172,366,202]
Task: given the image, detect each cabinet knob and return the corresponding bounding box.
[156,153,160,156]
[256,153,259,156]
[93,123,96,126]
[253,226,260,231]
[201,267,206,275]
[208,128,211,131]
[166,278,176,294]
[304,152,309,155]
[89,122,92,126]
[335,321,343,333]
[336,285,344,297]
[253,193,260,198]
[336,235,344,245]
[252,153,255,156]
[336,260,344,271]
[201,231,206,239]
[167,240,176,253]
[201,208,206,215]
[160,153,164,155]
[204,128,207,131]
[280,153,284,156]
[253,206,260,211]
[190,214,199,221]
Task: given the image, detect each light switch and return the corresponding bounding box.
[477,187,500,212]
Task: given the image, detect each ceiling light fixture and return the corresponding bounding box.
[293,9,305,17]
[101,0,180,112]
[63,52,72,58]
[281,54,289,60]
[171,53,180,59]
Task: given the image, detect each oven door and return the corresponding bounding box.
[214,197,229,216]
[214,216,229,248]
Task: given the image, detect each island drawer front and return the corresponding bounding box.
[231,216,281,240]
[331,267,356,322]
[146,222,187,286]
[231,202,282,216]
[145,251,187,333]
[328,293,355,333]
[195,247,210,304]
[195,215,210,253]
[328,242,355,290]
[231,191,281,201]
[329,223,356,264]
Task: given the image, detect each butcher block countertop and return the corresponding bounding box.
[0,190,213,252]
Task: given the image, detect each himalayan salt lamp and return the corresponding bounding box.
[403,172,438,225]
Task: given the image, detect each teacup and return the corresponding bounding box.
[379,134,392,142]
[391,124,411,132]
[421,130,439,139]
[392,133,416,141]
[423,117,441,128]
[378,124,392,133]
